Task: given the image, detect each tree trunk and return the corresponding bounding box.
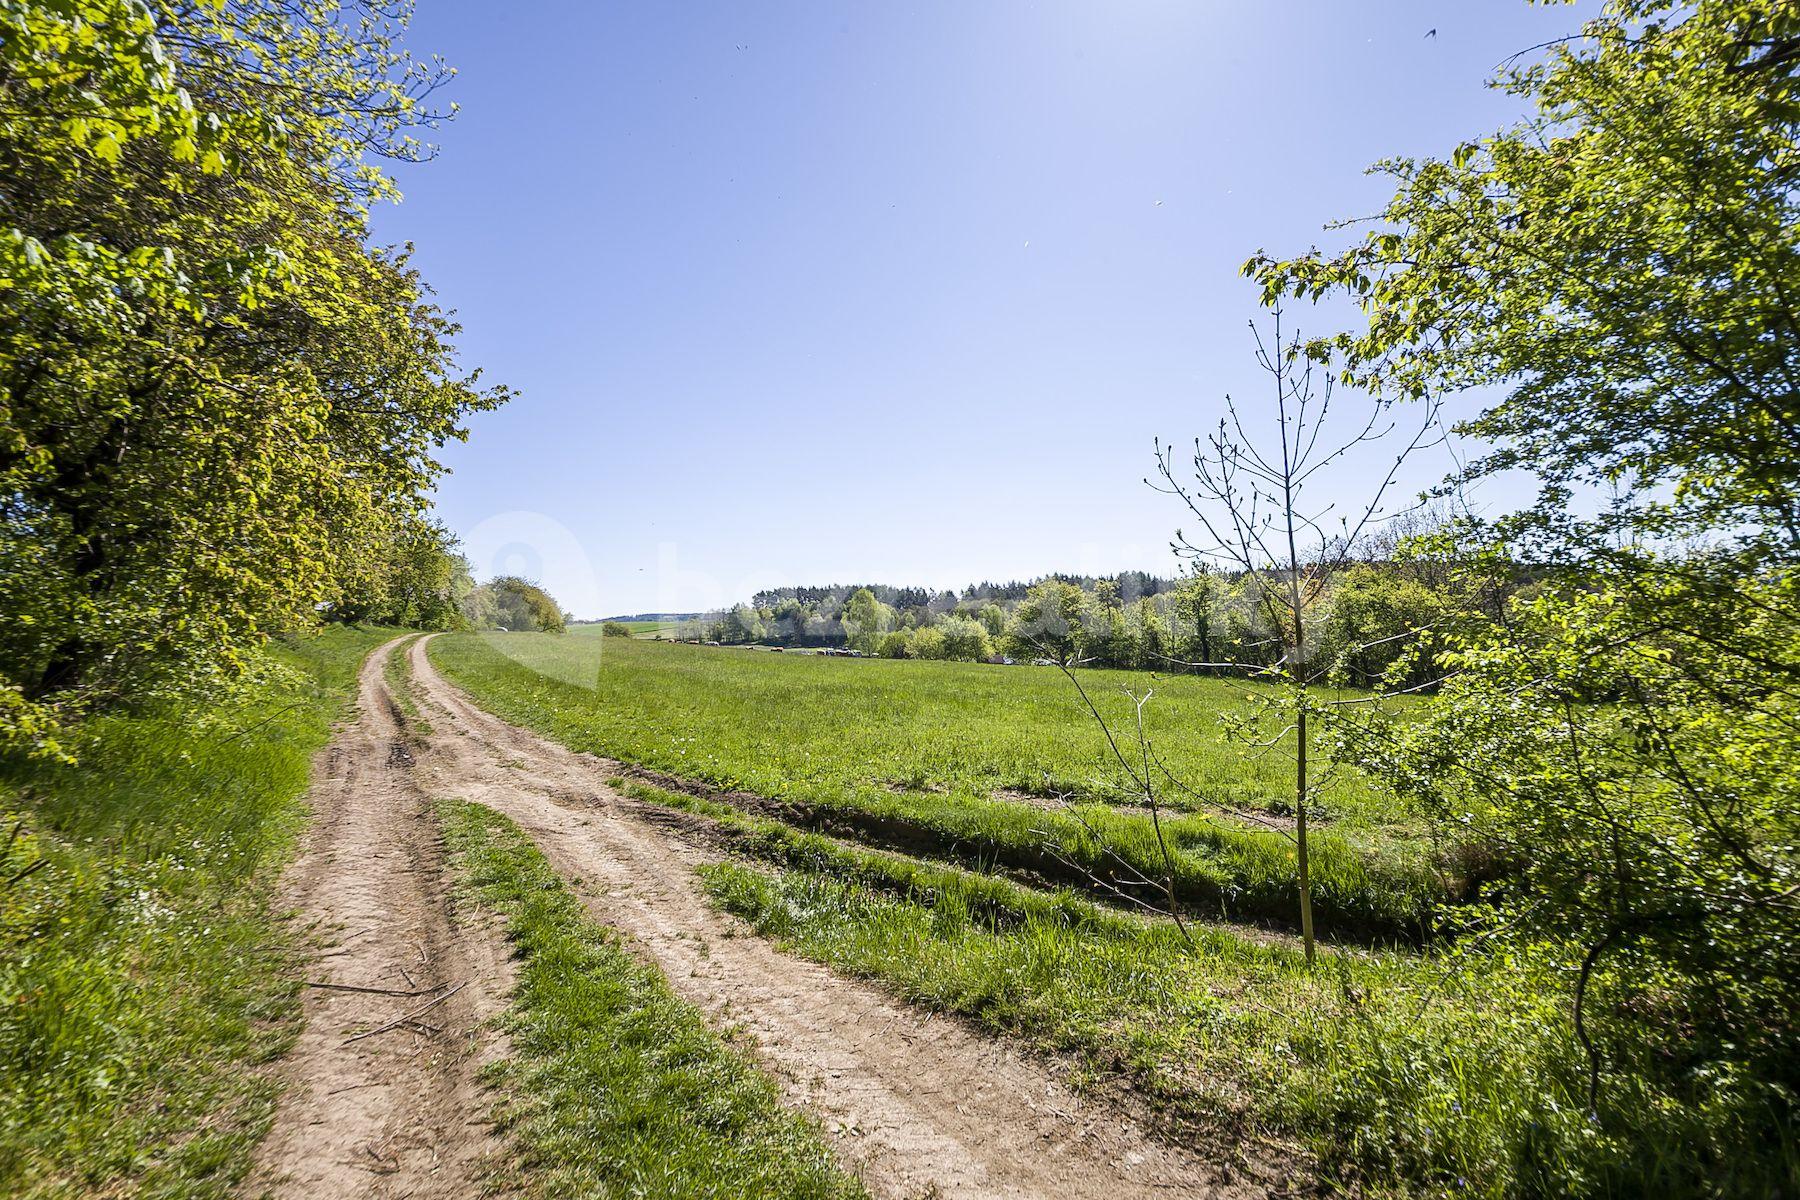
[1296,700,1316,964]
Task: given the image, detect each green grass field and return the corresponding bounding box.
[429,633,1448,939]
[0,625,400,1198]
[429,633,1778,1198]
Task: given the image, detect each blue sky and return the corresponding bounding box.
[372,2,1590,619]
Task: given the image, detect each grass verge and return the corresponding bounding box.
[0,625,400,1198]
[436,797,866,1200]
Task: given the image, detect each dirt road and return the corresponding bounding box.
[251,635,1287,1197]
[245,637,512,1199]
[402,635,1284,1200]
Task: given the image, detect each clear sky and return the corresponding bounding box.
[371,2,1591,619]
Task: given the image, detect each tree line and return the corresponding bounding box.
[689,547,1464,685]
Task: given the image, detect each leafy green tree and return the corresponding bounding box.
[1246,0,1800,562]
[840,588,891,655]
[935,615,993,662]
[908,626,947,660]
[0,0,502,749]
[464,578,564,634]
[975,603,1007,639]
[1006,580,1087,665]
[1131,597,1168,669]
[1314,565,1450,688]
[1169,569,1224,668]
[330,520,469,630]
[773,598,812,644]
[716,603,763,644]
[1251,0,1800,1178]
[600,622,633,638]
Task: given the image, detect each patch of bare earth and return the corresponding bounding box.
[244,637,514,1199]
[408,635,1302,1200]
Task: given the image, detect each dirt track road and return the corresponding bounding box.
[252,635,1285,1199]
[246,637,512,1199]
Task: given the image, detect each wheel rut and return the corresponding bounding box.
[244,637,513,1199]
[407,635,1292,1200]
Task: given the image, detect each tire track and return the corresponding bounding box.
[244,637,513,1199]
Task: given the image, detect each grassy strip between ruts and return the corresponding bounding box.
[435,796,866,1200]
[428,633,1445,942]
[607,780,1760,1199]
[0,624,401,1199]
[382,632,431,733]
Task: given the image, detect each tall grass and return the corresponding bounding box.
[700,847,1791,1199]
[431,633,1445,939]
[0,626,397,1197]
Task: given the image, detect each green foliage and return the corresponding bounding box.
[0,625,395,1196]
[600,621,633,638]
[330,523,473,630]
[462,576,565,633]
[722,602,766,643]
[1246,0,1800,555]
[905,624,947,660]
[839,588,892,655]
[0,1,504,746]
[436,799,864,1200]
[1313,565,1451,688]
[934,614,993,661]
[876,629,912,658]
[1250,0,1800,1184]
[1359,560,1800,1166]
[1005,579,1087,664]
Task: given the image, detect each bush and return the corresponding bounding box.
[908,627,947,660]
[935,615,992,662]
[601,622,633,638]
[463,577,565,633]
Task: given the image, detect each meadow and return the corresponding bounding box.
[429,633,1759,1197]
[429,631,1449,939]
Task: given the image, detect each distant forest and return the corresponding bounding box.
[694,552,1455,684]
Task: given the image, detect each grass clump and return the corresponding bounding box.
[0,625,399,1198]
[437,797,865,1200]
[622,780,1123,936]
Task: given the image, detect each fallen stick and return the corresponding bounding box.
[306,980,449,997]
[343,981,466,1044]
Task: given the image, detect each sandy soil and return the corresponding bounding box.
[406,634,1295,1200]
[244,637,514,1199]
